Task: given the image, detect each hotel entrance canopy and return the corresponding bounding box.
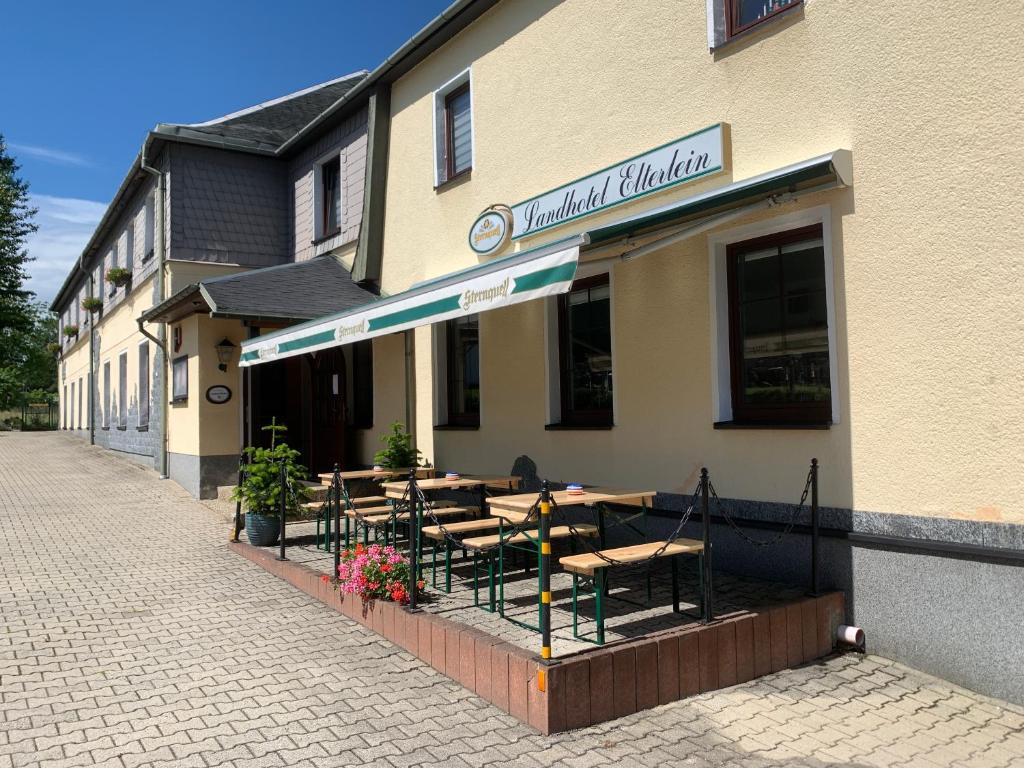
[239,149,851,367]
[239,238,584,366]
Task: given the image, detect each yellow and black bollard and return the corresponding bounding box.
[538,479,552,692]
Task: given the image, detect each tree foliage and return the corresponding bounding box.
[0,137,54,410]
[0,135,38,335]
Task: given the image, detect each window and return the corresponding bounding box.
[124,224,134,273]
[138,343,150,428]
[102,361,111,428]
[319,157,341,238]
[77,377,82,430]
[351,340,373,429]
[433,70,472,186]
[556,274,613,427]
[171,356,188,403]
[445,84,472,180]
[726,224,830,424]
[143,194,155,261]
[445,316,480,427]
[728,0,800,37]
[118,352,128,428]
[62,385,67,429]
[107,246,117,297]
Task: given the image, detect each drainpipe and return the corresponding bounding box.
[74,254,95,445]
[140,140,169,479]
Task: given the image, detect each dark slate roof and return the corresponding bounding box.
[203,255,378,321]
[156,72,367,153]
[141,255,378,324]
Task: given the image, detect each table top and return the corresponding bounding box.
[317,468,430,482]
[487,486,656,522]
[382,475,521,494]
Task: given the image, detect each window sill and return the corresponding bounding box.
[116,425,127,431]
[101,426,110,431]
[711,2,803,54]
[137,425,149,432]
[171,398,188,405]
[713,420,830,431]
[434,168,472,192]
[545,422,614,431]
[434,423,479,431]
[311,229,342,246]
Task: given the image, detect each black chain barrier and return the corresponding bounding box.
[708,464,813,548]
[549,478,704,567]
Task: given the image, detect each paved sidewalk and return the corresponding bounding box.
[2,433,1022,768]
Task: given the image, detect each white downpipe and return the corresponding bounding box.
[837,624,865,650]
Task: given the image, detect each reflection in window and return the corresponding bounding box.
[446,315,479,426]
[558,274,613,426]
[445,84,472,179]
[728,224,830,423]
[730,0,800,37]
[320,158,341,236]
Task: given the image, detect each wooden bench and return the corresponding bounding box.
[558,538,705,645]
[463,524,600,614]
[421,517,538,592]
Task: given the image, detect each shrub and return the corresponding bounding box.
[62,325,79,338]
[373,422,422,469]
[231,421,311,516]
[81,296,103,312]
[105,267,132,287]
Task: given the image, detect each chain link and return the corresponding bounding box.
[709,466,812,548]
[551,479,704,568]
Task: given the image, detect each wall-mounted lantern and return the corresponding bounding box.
[215,338,236,372]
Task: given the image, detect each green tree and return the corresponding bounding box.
[0,135,38,336]
[0,301,57,409]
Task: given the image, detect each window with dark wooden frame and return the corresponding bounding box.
[102,361,111,428]
[557,274,613,427]
[444,83,472,181]
[320,158,341,238]
[726,223,831,425]
[138,343,150,428]
[445,315,480,427]
[727,0,801,38]
[118,352,128,429]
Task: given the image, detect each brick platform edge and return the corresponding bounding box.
[229,541,846,734]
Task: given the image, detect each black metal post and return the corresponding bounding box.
[276,460,287,561]
[332,463,342,579]
[230,458,245,542]
[701,467,713,624]
[539,480,552,685]
[407,468,419,610]
[809,458,820,596]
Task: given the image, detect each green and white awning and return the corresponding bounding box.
[239,237,584,367]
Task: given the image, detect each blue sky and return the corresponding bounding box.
[3,0,451,303]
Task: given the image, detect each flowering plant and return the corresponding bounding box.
[330,543,425,604]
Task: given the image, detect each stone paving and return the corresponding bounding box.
[2,432,1023,768]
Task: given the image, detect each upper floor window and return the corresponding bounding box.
[728,0,800,36]
[124,224,134,273]
[556,274,613,428]
[433,70,472,187]
[319,157,341,238]
[726,224,830,424]
[143,194,155,261]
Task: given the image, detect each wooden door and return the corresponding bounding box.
[309,348,347,474]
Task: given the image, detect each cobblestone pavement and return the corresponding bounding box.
[2,433,1023,768]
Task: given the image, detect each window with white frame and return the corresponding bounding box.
[107,245,118,296]
[118,352,128,428]
[709,208,838,426]
[138,342,150,428]
[125,223,134,273]
[102,360,111,428]
[143,194,155,261]
[314,154,342,240]
[433,70,473,187]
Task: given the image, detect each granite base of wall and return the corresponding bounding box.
[168,452,240,499]
[229,540,845,733]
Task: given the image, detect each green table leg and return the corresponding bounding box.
[596,569,606,646]
[445,540,452,593]
[571,573,579,639]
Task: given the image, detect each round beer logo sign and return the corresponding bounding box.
[468,208,512,256]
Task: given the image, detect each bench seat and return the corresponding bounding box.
[462,524,598,551]
[559,538,704,576]
[360,506,480,527]
[421,517,525,540]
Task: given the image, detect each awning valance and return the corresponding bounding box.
[239,237,584,366]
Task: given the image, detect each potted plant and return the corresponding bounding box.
[373,422,423,469]
[46,342,61,355]
[231,421,312,546]
[105,267,132,288]
[62,325,79,338]
[81,296,103,313]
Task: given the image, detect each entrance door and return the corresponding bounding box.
[309,348,347,475]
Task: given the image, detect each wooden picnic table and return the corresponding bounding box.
[316,467,430,483]
[381,475,520,497]
[487,487,656,524]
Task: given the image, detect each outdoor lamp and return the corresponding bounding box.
[215,338,236,372]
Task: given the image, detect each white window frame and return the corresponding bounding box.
[432,68,474,188]
[543,264,618,427]
[312,150,343,242]
[707,204,840,425]
[137,341,150,428]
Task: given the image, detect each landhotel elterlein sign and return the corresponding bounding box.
[510,123,729,240]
